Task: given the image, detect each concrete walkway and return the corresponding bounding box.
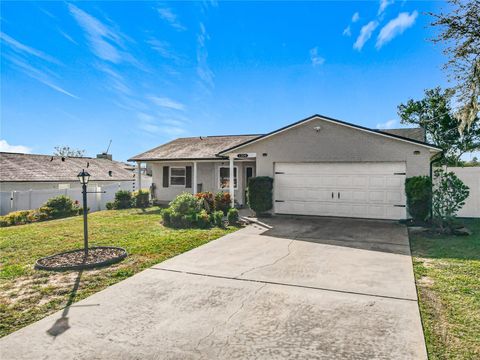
[0,217,427,359]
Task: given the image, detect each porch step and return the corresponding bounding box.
[239,216,273,230]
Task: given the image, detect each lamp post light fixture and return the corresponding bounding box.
[77,169,91,256]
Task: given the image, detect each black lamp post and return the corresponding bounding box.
[77,169,91,256]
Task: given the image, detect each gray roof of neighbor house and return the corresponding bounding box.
[378,128,425,142]
[0,152,135,182]
[129,135,261,161]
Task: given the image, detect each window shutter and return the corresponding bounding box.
[163,166,169,188]
[185,166,192,188]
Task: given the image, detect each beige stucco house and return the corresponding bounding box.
[129,114,442,220]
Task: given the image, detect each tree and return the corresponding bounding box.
[398,87,480,165]
[429,0,480,132]
[53,146,85,157]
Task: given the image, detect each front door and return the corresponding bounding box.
[245,166,255,205]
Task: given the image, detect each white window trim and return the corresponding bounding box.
[169,166,186,187]
[218,166,238,190]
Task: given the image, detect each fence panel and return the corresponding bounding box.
[444,167,480,218]
[0,181,136,215]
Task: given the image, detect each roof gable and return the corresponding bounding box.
[218,114,441,155]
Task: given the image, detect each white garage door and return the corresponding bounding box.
[274,162,406,220]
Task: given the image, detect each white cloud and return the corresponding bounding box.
[137,112,186,137]
[309,47,325,67]
[0,32,60,64]
[149,96,185,111]
[5,54,79,98]
[197,22,214,88]
[68,4,127,63]
[378,0,394,15]
[376,11,418,49]
[0,140,32,153]
[343,25,351,37]
[147,38,184,63]
[353,21,378,50]
[376,119,397,129]
[157,7,186,31]
[352,12,360,23]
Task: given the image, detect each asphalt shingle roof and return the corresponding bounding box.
[129,135,261,161]
[0,152,135,182]
[378,128,425,142]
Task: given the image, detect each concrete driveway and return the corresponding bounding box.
[1,216,427,359]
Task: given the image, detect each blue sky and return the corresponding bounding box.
[1,1,456,162]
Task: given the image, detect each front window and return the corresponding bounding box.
[170,167,186,186]
[219,167,238,189]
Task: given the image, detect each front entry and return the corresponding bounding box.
[273,162,406,220]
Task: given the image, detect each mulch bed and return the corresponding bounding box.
[35,246,127,271]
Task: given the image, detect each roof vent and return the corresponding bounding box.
[61,157,65,162]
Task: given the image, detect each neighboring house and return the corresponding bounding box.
[0,152,136,192]
[129,114,442,220]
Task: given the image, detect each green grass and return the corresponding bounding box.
[410,219,480,359]
[0,207,237,337]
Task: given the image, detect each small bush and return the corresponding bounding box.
[195,209,211,229]
[0,217,8,227]
[162,208,172,227]
[114,190,133,209]
[195,192,215,213]
[169,193,201,216]
[212,210,224,228]
[432,169,470,233]
[227,208,239,225]
[105,202,114,210]
[214,192,231,215]
[405,176,432,222]
[44,196,80,219]
[247,177,273,215]
[133,190,150,209]
[3,210,31,226]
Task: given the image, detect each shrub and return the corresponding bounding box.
[169,193,201,216]
[3,210,31,226]
[114,190,133,209]
[44,195,80,219]
[212,210,224,228]
[133,190,150,209]
[162,208,172,227]
[0,217,8,227]
[227,208,239,225]
[405,176,432,222]
[195,192,215,213]
[247,177,273,215]
[195,209,211,229]
[105,202,115,210]
[214,192,231,215]
[432,169,470,232]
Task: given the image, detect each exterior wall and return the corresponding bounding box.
[230,118,437,178]
[0,180,134,192]
[150,161,255,205]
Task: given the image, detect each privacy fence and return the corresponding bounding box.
[0,182,135,215]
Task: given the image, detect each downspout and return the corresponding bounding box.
[429,151,444,220]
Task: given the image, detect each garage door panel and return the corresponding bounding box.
[274,162,406,220]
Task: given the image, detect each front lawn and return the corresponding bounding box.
[410,218,480,359]
[0,207,237,337]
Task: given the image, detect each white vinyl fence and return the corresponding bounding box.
[0,182,134,215]
[444,167,480,218]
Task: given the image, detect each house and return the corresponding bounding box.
[129,114,442,220]
[0,152,136,192]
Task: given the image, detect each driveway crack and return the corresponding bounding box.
[235,239,295,279]
[194,282,267,359]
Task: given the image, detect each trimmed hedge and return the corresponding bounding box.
[405,176,432,222]
[247,177,273,215]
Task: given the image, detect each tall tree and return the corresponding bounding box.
[398,87,480,165]
[53,146,85,157]
[430,0,480,132]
